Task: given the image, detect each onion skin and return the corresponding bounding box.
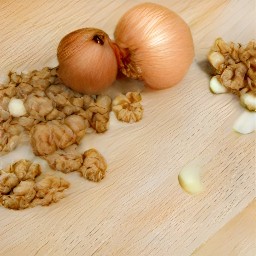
[114,3,195,89]
[57,28,118,94]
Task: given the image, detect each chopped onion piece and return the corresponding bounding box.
[233,111,256,134]
[178,164,204,195]
[8,98,27,117]
[209,76,228,94]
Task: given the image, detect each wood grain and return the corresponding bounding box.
[193,199,256,256]
[0,1,255,255]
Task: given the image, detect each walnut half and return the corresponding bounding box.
[79,149,107,182]
[112,92,143,123]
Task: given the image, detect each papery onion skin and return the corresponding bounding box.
[114,3,195,89]
[57,28,118,94]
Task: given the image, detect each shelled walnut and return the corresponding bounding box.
[112,92,143,123]
[0,66,114,155]
[30,115,87,156]
[79,149,107,182]
[31,175,70,207]
[4,159,42,181]
[44,148,107,182]
[88,95,112,133]
[44,151,83,173]
[208,38,256,111]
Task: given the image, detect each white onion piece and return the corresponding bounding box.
[209,76,228,94]
[233,111,256,134]
[8,98,27,117]
[178,164,204,195]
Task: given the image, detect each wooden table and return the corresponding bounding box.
[0,1,255,255]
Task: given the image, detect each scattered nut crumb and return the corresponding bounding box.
[112,92,143,123]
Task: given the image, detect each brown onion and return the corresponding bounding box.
[57,28,117,94]
[113,3,194,89]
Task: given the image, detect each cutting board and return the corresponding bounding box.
[0,0,255,255]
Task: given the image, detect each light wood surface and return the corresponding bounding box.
[193,199,256,256]
[0,1,255,255]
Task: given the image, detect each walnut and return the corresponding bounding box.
[31,175,70,207]
[0,172,19,194]
[88,95,112,133]
[15,116,39,130]
[9,72,21,84]
[30,116,86,156]
[62,105,82,116]
[44,151,83,173]
[0,107,10,122]
[24,94,54,120]
[30,123,58,156]
[79,149,107,182]
[220,62,247,91]
[16,83,33,98]
[0,160,70,210]
[0,83,16,98]
[1,181,36,210]
[208,38,256,94]
[45,108,66,121]
[71,97,84,107]
[5,160,41,181]
[46,84,74,106]
[0,132,20,154]
[112,92,143,123]
[208,39,256,110]
[0,96,10,110]
[64,115,87,141]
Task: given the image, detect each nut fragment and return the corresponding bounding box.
[79,149,107,182]
[112,92,143,123]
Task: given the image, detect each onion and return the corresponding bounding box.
[57,28,118,94]
[113,3,194,89]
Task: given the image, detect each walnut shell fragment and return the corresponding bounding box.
[112,92,143,123]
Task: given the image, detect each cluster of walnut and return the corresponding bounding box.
[0,66,144,201]
[0,67,114,155]
[208,38,256,111]
[0,67,143,156]
[0,160,69,210]
[45,148,107,182]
